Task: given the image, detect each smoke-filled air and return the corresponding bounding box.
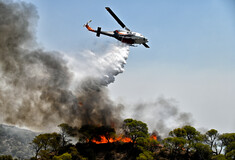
[0,0,129,131]
[0,0,192,136]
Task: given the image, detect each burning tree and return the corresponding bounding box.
[78,125,115,143]
[95,126,116,143]
[78,125,132,144]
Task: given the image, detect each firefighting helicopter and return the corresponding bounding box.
[84,7,150,48]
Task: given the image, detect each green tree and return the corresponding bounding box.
[183,125,203,158]
[39,133,52,150]
[168,125,202,158]
[31,134,44,158]
[192,143,213,160]
[53,153,72,160]
[136,150,154,160]
[219,133,235,155]
[169,128,187,138]
[205,129,222,155]
[226,149,235,160]
[166,125,206,159]
[169,125,202,143]
[68,147,87,160]
[48,132,62,153]
[0,155,13,160]
[211,154,227,160]
[136,137,159,152]
[226,141,235,153]
[182,125,203,143]
[31,132,62,158]
[38,150,51,160]
[122,118,148,143]
[135,133,159,160]
[68,147,83,160]
[164,137,187,157]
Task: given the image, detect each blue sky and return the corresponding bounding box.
[22,0,235,133]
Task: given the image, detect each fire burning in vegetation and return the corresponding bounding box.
[150,134,157,141]
[91,135,132,144]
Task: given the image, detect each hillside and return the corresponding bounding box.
[0,124,37,159]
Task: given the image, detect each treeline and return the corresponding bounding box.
[1,119,235,160]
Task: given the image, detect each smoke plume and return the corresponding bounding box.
[0,0,129,131]
[132,97,194,137]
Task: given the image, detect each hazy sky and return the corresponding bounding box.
[22,0,235,133]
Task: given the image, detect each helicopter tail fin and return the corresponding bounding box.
[84,20,95,32]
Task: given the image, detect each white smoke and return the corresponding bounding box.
[132,96,194,137]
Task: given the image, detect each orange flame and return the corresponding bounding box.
[91,135,132,144]
[150,135,157,141]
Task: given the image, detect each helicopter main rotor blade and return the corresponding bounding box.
[142,43,150,48]
[105,7,130,31]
